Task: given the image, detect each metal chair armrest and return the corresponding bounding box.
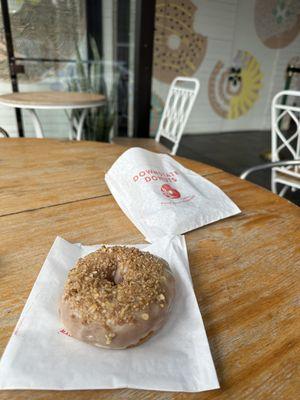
[240,160,300,180]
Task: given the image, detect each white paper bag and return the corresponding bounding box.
[0,236,219,392]
[105,147,240,240]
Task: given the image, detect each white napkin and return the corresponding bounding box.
[105,147,240,241]
[0,236,219,392]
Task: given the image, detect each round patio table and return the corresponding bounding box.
[0,138,299,400]
[0,92,105,140]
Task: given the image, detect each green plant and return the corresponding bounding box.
[68,37,117,142]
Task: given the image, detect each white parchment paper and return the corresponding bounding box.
[0,236,219,392]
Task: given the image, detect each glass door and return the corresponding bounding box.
[0,0,135,139]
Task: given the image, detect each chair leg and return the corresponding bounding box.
[27,109,44,138]
[279,185,289,197]
[271,173,277,194]
[64,109,77,140]
[76,109,88,141]
[171,141,179,156]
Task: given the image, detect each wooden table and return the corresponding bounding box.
[112,137,170,153]
[0,92,105,140]
[0,138,299,400]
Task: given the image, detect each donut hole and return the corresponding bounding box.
[97,262,125,286]
[104,271,123,286]
[113,268,124,285]
[168,34,181,50]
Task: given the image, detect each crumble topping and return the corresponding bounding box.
[63,246,170,328]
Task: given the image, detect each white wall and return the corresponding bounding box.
[152,0,300,135]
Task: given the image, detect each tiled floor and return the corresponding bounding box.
[178,130,299,206]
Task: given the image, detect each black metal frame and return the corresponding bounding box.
[0,0,24,136]
[14,57,96,64]
[0,126,9,137]
[133,0,156,138]
[116,0,130,136]
[86,0,103,60]
[281,64,300,108]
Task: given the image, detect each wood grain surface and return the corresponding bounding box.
[0,139,219,216]
[0,92,105,108]
[0,138,299,400]
[112,137,170,153]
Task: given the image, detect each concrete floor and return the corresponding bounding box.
[177,130,299,206]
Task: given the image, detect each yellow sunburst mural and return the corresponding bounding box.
[208,51,263,120]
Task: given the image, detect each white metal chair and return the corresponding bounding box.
[271,90,300,196]
[112,77,200,155]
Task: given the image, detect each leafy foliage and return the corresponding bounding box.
[68,37,117,142]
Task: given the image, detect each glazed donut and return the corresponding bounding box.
[59,246,175,349]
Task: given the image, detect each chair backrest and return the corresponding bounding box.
[155,77,200,155]
[271,90,300,162]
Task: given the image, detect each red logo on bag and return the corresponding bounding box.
[161,184,181,199]
[59,328,72,337]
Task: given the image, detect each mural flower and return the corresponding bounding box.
[255,0,300,49]
[208,50,263,120]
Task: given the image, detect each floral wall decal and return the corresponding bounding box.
[255,0,300,49]
[208,50,263,119]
